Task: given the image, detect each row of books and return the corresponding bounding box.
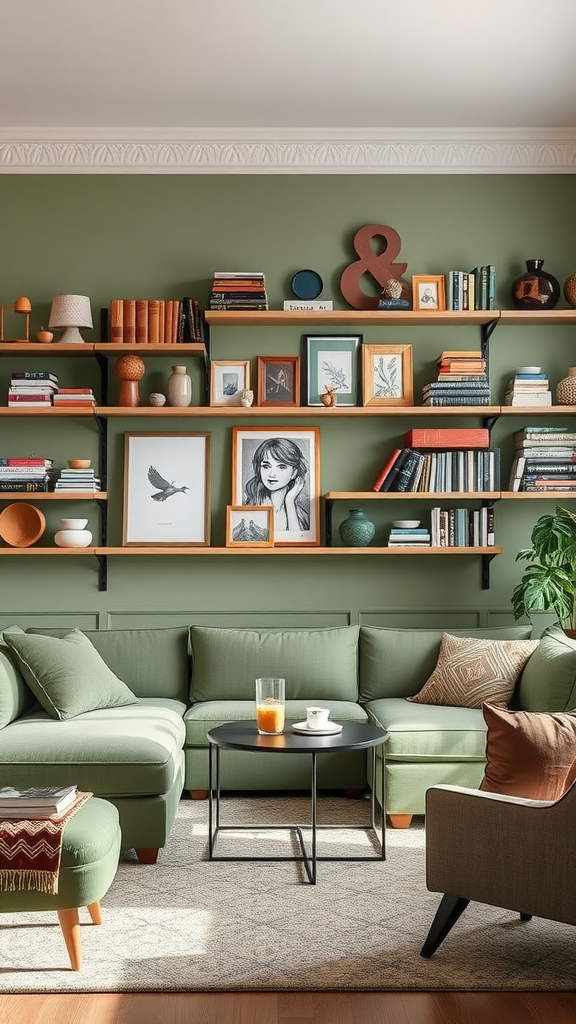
[0,456,53,492]
[422,350,490,407]
[509,426,576,491]
[430,506,495,547]
[208,271,269,311]
[504,369,552,407]
[444,266,496,311]
[373,447,500,493]
[108,297,203,344]
[0,784,78,819]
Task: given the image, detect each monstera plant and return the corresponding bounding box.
[512,505,576,636]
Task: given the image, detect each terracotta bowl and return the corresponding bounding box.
[0,502,46,547]
[67,459,91,469]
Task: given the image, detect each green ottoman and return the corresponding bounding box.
[0,797,121,971]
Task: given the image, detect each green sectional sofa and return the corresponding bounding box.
[3,618,566,859]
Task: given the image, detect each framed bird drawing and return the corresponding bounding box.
[122,433,210,545]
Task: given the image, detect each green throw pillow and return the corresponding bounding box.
[0,624,36,729]
[2,629,139,721]
[517,624,576,712]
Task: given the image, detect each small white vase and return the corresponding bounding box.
[167,365,192,407]
[54,518,92,548]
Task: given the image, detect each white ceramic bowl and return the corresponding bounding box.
[59,518,88,530]
[392,520,420,529]
[54,529,92,548]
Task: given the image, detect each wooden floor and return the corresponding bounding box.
[2,992,576,1023]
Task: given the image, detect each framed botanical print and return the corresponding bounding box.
[257,355,300,407]
[231,426,320,546]
[362,344,414,407]
[210,359,250,407]
[225,505,274,547]
[122,432,210,545]
[305,334,361,406]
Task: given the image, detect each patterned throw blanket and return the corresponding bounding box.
[0,791,92,895]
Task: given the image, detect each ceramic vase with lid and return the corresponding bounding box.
[557,368,576,405]
[511,259,560,310]
[54,518,93,548]
[338,508,375,547]
[167,365,192,407]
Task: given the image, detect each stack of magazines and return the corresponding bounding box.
[0,785,78,818]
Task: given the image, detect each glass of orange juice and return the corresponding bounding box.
[255,677,285,735]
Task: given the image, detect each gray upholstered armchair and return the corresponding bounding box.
[420,781,576,957]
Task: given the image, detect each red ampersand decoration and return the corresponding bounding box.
[340,224,409,310]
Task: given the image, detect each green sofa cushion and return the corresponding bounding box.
[516,624,576,712]
[366,698,487,761]
[0,624,35,729]
[184,699,367,747]
[3,629,140,721]
[189,624,360,702]
[27,626,190,702]
[359,624,534,701]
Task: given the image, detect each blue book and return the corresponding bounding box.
[389,528,430,535]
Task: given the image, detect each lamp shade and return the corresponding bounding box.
[49,294,93,344]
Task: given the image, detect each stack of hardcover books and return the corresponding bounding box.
[387,526,431,547]
[0,785,78,819]
[209,272,268,311]
[504,368,552,406]
[372,428,496,493]
[54,467,101,492]
[8,370,59,407]
[508,426,576,492]
[0,456,53,492]
[52,388,96,409]
[422,350,490,406]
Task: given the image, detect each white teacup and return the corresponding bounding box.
[306,706,331,730]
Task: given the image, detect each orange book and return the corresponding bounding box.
[158,300,166,344]
[372,448,402,491]
[109,299,123,344]
[405,428,489,449]
[172,300,182,343]
[148,299,160,345]
[135,300,148,344]
[123,299,136,344]
[164,301,173,345]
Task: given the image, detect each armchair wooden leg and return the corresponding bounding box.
[87,901,102,925]
[57,907,82,971]
[134,847,159,864]
[520,912,533,921]
[420,893,470,958]
[388,814,413,829]
[189,790,208,800]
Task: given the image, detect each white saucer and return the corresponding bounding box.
[291,721,343,736]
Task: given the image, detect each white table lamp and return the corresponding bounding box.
[49,294,93,344]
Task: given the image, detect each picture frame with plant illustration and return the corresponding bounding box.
[362,344,413,407]
[305,334,361,406]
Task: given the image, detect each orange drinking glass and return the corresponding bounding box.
[255,677,285,735]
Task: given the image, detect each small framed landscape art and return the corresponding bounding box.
[411,275,446,312]
[122,432,210,545]
[225,505,274,547]
[362,344,413,407]
[305,334,361,406]
[232,426,320,546]
[210,360,250,407]
[257,355,300,407]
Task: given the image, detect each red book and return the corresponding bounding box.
[0,458,52,465]
[57,389,94,395]
[405,428,489,449]
[372,449,402,491]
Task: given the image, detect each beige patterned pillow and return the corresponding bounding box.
[407,633,539,709]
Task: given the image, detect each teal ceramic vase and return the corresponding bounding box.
[339,508,375,547]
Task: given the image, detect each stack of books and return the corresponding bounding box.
[52,388,96,409]
[422,350,490,406]
[209,272,268,311]
[108,298,185,344]
[8,371,59,407]
[54,467,101,492]
[504,368,552,406]
[430,506,495,547]
[387,526,431,547]
[372,446,499,493]
[0,784,78,819]
[444,266,495,311]
[508,426,576,492]
[0,457,53,492]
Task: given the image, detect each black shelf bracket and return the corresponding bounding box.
[324,497,334,546]
[481,552,497,590]
[95,553,108,592]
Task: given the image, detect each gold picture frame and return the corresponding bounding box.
[362,344,413,407]
[225,505,274,547]
[411,275,446,312]
[210,359,250,407]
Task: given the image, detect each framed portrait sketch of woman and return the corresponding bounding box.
[231,426,320,546]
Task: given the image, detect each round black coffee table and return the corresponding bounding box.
[207,720,388,884]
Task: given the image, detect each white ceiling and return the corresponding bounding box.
[1,0,576,173]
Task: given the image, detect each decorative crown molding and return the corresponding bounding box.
[1,128,576,173]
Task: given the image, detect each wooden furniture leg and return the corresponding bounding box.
[190,789,208,800]
[87,901,102,925]
[57,907,82,971]
[388,814,413,828]
[420,893,470,958]
[134,847,159,864]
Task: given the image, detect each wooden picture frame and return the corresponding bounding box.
[232,426,320,546]
[411,275,446,311]
[305,334,361,406]
[122,432,210,546]
[210,359,250,407]
[225,505,274,547]
[362,344,414,407]
[257,355,300,407]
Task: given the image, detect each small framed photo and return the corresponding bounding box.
[305,334,361,406]
[411,275,446,312]
[257,355,300,407]
[362,344,414,407]
[232,426,320,546]
[225,505,274,547]
[210,360,250,407]
[122,432,210,546]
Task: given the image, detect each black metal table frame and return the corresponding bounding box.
[208,731,386,885]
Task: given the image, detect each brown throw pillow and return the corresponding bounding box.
[407,633,538,709]
[480,702,576,800]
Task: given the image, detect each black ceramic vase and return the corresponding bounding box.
[511,259,560,310]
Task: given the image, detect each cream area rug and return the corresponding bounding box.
[0,795,574,993]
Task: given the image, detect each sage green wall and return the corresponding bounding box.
[0,174,575,634]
